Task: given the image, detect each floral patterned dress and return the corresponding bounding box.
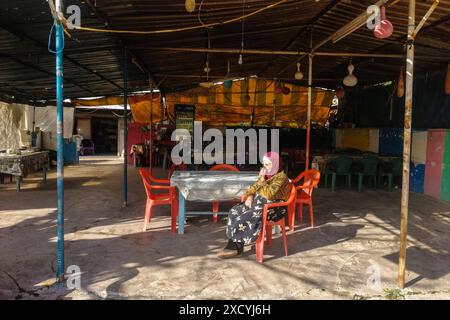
[226,194,287,245]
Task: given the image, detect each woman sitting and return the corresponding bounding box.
[217,151,291,259]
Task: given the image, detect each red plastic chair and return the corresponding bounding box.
[209,164,240,222]
[253,184,296,263]
[290,169,320,230]
[139,168,179,233]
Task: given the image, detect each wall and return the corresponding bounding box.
[368,129,379,153]
[410,130,428,193]
[440,132,450,202]
[126,122,151,163]
[379,128,403,156]
[335,128,379,153]
[411,130,428,164]
[76,118,92,139]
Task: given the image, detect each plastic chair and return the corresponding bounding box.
[139,168,179,233]
[378,158,402,192]
[254,184,296,263]
[324,156,352,192]
[209,164,240,222]
[353,156,379,192]
[290,169,320,230]
[80,139,95,155]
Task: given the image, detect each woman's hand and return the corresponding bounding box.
[258,167,266,183]
[245,195,253,208]
[259,167,266,177]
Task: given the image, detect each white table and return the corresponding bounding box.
[170,170,259,234]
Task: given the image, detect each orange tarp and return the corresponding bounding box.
[74,79,334,127]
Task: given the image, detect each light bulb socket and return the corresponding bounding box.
[238,54,243,65]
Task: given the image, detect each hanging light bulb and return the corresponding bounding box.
[238,54,243,65]
[200,59,213,88]
[343,62,358,87]
[294,62,304,80]
[203,60,211,74]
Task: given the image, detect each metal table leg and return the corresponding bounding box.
[16,176,22,192]
[178,188,186,234]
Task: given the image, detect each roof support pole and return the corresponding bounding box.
[54,10,65,283]
[149,81,154,175]
[306,53,313,171]
[123,49,128,207]
[398,0,416,289]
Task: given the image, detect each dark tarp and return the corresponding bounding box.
[337,69,450,129]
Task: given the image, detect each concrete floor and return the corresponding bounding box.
[0,155,449,300]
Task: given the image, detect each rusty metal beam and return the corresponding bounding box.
[137,46,408,58]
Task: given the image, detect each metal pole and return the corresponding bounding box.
[398,0,416,289]
[149,81,153,175]
[123,49,128,207]
[306,53,312,170]
[32,106,36,132]
[55,20,65,283]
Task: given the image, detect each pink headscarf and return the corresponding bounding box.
[262,151,283,179]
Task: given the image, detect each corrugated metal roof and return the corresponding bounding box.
[0,0,448,103]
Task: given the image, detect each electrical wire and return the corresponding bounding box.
[48,22,65,54]
[111,110,132,118]
[76,108,99,114]
[198,0,212,29]
[67,0,289,35]
[241,0,245,53]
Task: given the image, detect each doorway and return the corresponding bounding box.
[91,118,118,154]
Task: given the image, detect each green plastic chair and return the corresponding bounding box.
[353,156,379,192]
[324,156,352,192]
[378,158,402,192]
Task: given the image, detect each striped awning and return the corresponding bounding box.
[74,79,334,127]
